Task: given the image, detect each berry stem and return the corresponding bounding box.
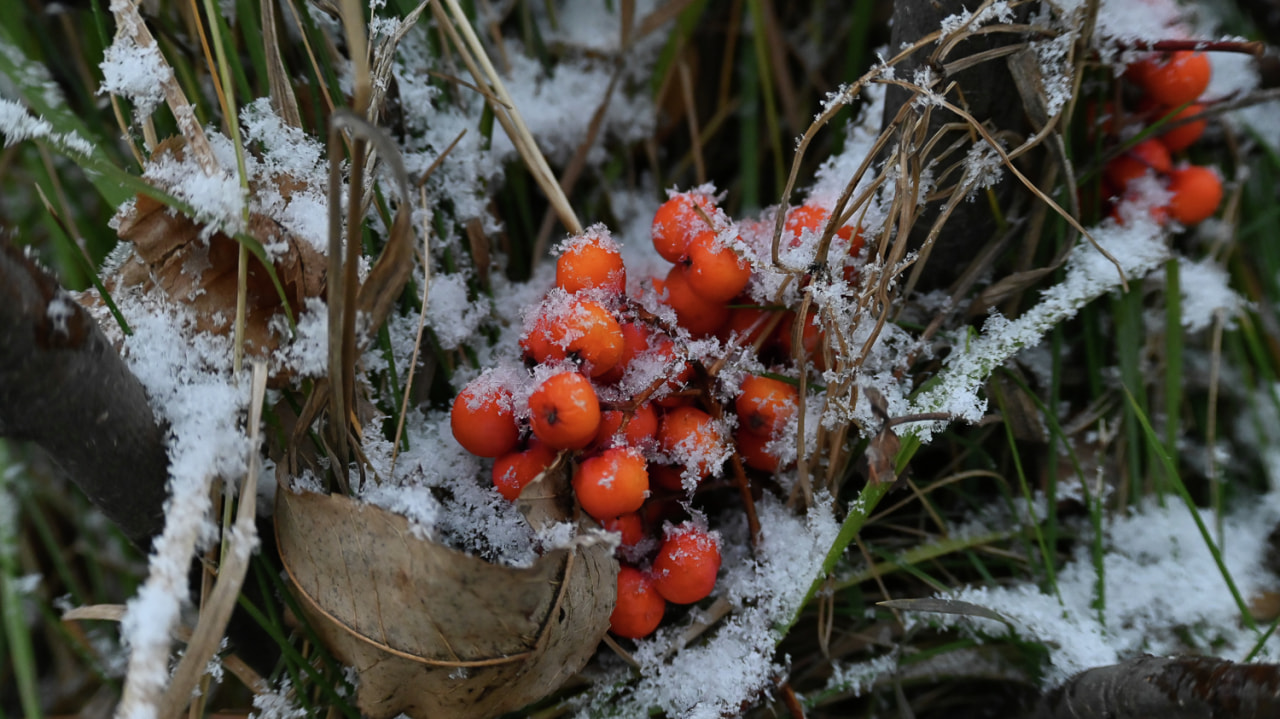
[1119,39,1264,56]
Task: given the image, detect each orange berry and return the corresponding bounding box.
[685,231,753,303]
[610,566,666,639]
[736,428,784,472]
[652,192,717,263]
[450,378,519,458]
[662,264,728,336]
[522,295,625,378]
[596,321,653,384]
[1165,165,1222,226]
[735,375,799,437]
[1084,99,1120,139]
[1135,51,1211,108]
[720,306,773,346]
[651,523,721,605]
[649,463,688,492]
[784,204,855,244]
[594,402,660,449]
[601,512,646,549]
[556,229,626,294]
[573,447,650,521]
[1104,138,1172,191]
[776,309,827,371]
[492,440,558,501]
[648,334,694,394]
[659,406,725,479]
[528,372,602,450]
[1154,103,1207,153]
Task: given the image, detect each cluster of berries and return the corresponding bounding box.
[449,189,861,639]
[1100,50,1222,226]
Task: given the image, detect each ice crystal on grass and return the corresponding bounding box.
[909,202,1171,443]
[0,98,94,157]
[939,494,1280,684]
[104,294,252,719]
[98,34,169,118]
[1178,256,1245,332]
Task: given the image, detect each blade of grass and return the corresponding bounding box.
[1122,387,1258,633]
[0,443,43,719]
[991,383,1060,599]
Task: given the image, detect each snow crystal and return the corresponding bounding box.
[1178,256,1244,332]
[939,2,1015,36]
[937,494,1280,684]
[909,200,1170,442]
[106,293,252,719]
[424,273,489,350]
[249,679,308,719]
[99,34,170,118]
[0,98,95,157]
[359,409,538,566]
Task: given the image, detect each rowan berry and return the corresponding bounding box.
[685,231,752,303]
[659,406,725,479]
[649,463,688,492]
[785,204,857,244]
[735,375,799,437]
[610,566,666,639]
[528,372,602,450]
[573,447,650,521]
[491,440,558,501]
[1165,165,1223,225]
[521,295,625,378]
[556,229,626,294]
[651,522,721,605]
[776,309,827,371]
[594,402,659,449]
[736,428,784,472]
[662,264,728,336]
[720,306,773,347]
[596,321,653,384]
[652,191,717,263]
[601,511,646,549]
[1104,138,1172,191]
[1134,51,1211,108]
[1154,103,1207,153]
[450,378,520,458]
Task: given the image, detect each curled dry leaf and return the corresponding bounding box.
[274,462,618,719]
[109,137,326,370]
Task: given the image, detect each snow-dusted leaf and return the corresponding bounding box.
[274,464,617,719]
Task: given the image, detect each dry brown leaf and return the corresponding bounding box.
[274,465,617,719]
[110,138,326,367]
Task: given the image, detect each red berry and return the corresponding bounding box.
[1135,51,1211,108]
[450,377,519,458]
[610,566,666,638]
[1165,165,1223,226]
[528,372,601,450]
[491,440,557,500]
[652,192,717,263]
[556,228,627,294]
[573,446,650,521]
[651,523,721,604]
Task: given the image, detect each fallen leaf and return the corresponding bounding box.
[274,464,617,719]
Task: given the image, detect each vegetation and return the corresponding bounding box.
[4,0,1280,717]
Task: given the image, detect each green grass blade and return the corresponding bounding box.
[1122,388,1257,633]
[0,443,43,719]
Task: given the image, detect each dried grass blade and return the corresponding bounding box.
[158,361,268,719]
[262,0,303,128]
[438,0,582,237]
